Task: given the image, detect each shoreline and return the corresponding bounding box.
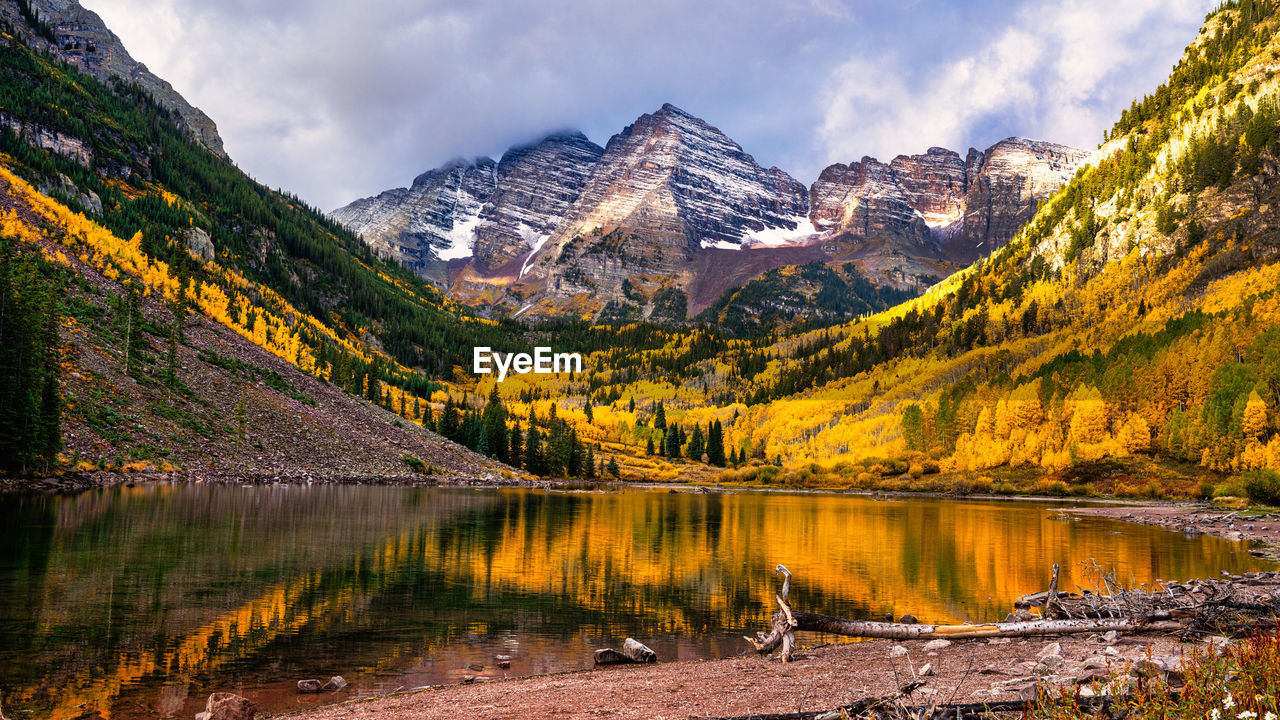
[274,632,1197,720]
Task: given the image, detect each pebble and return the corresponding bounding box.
[888,645,909,658]
[919,663,935,676]
[923,639,952,650]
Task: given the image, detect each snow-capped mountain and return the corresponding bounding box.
[330,132,605,284]
[332,105,1085,322]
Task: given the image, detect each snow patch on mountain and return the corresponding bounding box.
[741,216,820,247]
[438,211,482,260]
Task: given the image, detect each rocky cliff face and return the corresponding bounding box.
[330,133,605,286]
[536,103,808,258]
[812,138,1086,288]
[516,104,810,318]
[955,138,1089,262]
[334,103,1084,321]
[473,132,604,271]
[329,157,498,282]
[3,0,226,157]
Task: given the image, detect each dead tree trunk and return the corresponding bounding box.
[747,566,1185,661]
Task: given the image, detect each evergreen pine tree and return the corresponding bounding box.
[162,299,184,393]
[121,281,145,377]
[645,435,654,455]
[707,420,726,467]
[483,386,509,462]
[566,428,583,477]
[688,424,705,461]
[508,422,523,469]
[606,456,620,478]
[439,401,461,440]
[653,401,666,430]
[365,361,382,403]
[525,426,543,475]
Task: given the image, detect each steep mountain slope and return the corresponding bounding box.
[330,156,499,283]
[331,132,605,290]
[337,104,1082,325]
[812,139,1087,289]
[1,168,507,485]
[512,103,811,320]
[0,2,529,481]
[0,0,225,156]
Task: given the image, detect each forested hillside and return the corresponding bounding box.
[0,10,524,479]
[445,0,1280,497]
[5,0,1280,498]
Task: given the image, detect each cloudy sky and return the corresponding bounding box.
[82,0,1214,211]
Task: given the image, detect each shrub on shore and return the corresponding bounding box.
[1242,469,1280,506]
[1035,633,1280,720]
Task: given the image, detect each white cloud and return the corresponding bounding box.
[817,0,1214,162]
[80,0,1216,210]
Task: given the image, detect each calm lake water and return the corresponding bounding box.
[0,484,1272,719]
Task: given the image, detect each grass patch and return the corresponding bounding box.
[198,349,316,406]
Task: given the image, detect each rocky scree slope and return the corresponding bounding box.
[0,172,511,491]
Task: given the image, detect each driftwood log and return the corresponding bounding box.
[748,565,1185,662]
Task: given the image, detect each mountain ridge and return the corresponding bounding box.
[333,105,1085,324]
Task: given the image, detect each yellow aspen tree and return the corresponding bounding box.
[1118,413,1152,454]
[1242,390,1268,440]
[1068,386,1108,445]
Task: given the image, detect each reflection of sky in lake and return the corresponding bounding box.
[0,485,1270,718]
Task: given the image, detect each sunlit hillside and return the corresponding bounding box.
[460,0,1280,497]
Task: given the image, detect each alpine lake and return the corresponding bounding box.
[0,483,1272,719]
